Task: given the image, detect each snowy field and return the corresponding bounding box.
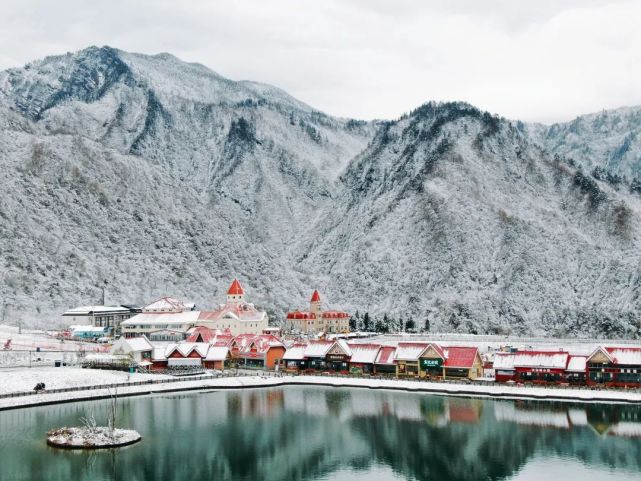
[0,367,172,395]
[0,324,104,352]
[2,372,641,411]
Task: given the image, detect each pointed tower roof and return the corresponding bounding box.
[310,290,321,303]
[227,279,244,296]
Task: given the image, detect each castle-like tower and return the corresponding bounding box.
[227,279,245,303]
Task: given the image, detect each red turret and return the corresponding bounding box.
[310,290,321,303]
[227,279,244,296]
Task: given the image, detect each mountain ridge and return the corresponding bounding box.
[1,46,640,336]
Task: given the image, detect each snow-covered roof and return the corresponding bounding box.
[198,301,266,323]
[143,296,188,313]
[205,344,229,361]
[283,344,307,361]
[111,336,152,354]
[566,355,587,372]
[443,346,479,368]
[394,342,429,361]
[492,353,515,370]
[493,351,569,370]
[604,347,641,365]
[348,344,381,364]
[375,346,397,365]
[121,311,201,326]
[63,305,131,315]
[304,340,336,358]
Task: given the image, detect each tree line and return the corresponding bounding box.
[348,311,430,333]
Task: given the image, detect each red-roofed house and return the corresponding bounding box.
[235,334,286,369]
[286,290,349,334]
[186,326,216,343]
[442,346,483,380]
[374,345,397,375]
[394,343,481,380]
[586,346,641,386]
[196,280,269,335]
[493,351,570,383]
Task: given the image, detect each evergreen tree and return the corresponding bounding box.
[363,312,371,332]
[424,318,430,332]
[405,318,416,331]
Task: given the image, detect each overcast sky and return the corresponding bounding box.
[1,0,640,123]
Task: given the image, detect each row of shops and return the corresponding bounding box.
[110,328,286,371]
[492,346,641,387]
[283,341,483,380]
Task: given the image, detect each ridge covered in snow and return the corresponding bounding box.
[0,47,640,337]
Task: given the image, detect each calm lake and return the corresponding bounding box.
[1,387,641,481]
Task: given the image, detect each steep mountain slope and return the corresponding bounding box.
[531,106,641,182]
[0,46,375,321]
[1,47,640,336]
[299,103,641,337]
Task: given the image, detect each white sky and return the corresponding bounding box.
[1,0,640,123]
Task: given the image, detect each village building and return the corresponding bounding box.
[394,342,432,377]
[282,343,307,372]
[285,290,349,334]
[566,355,588,384]
[442,346,483,380]
[146,329,187,343]
[394,343,482,380]
[120,297,199,338]
[374,345,397,376]
[232,334,285,369]
[203,343,231,370]
[62,305,140,336]
[586,347,641,386]
[110,336,153,368]
[348,344,382,375]
[493,351,570,383]
[282,340,350,372]
[164,343,210,368]
[196,280,269,335]
[70,325,109,339]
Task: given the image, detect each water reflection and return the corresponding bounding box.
[0,387,640,481]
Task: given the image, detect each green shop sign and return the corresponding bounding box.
[420,358,442,369]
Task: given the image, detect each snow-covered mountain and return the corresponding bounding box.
[300,103,641,336]
[1,47,640,336]
[531,106,641,183]
[0,46,375,322]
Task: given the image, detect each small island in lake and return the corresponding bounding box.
[46,426,141,449]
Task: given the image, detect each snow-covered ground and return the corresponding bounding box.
[0,367,171,395]
[0,324,104,352]
[2,371,641,411]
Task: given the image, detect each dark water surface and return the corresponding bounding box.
[1,387,640,481]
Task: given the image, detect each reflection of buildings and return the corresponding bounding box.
[494,400,641,438]
[5,388,641,481]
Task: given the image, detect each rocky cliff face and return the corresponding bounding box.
[1,47,640,336]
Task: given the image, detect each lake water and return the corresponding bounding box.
[1,387,641,481]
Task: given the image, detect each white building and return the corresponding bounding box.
[63,305,137,335]
[120,297,199,338]
[110,336,154,366]
[196,280,269,335]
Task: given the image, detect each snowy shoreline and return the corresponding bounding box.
[2,374,641,411]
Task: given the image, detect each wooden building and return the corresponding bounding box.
[586,347,641,387]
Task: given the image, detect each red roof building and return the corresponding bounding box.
[286,290,350,334]
[196,280,269,335]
